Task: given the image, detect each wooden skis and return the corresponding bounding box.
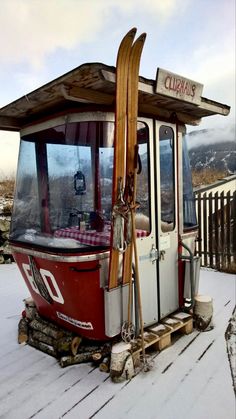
[109,31,147,369]
[122,33,146,290]
[108,28,136,289]
[122,34,147,367]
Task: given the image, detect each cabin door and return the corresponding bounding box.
[155,122,179,318]
[124,119,179,329]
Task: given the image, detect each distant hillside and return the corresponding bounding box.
[188,140,236,173]
[187,124,235,174]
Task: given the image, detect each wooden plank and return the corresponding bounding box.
[156,68,203,105]
[162,317,183,330]
[139,103,202,126]
[0,116,22,131]
[172,312,192,322]
[68,86,114,105]
[133,314,193,357]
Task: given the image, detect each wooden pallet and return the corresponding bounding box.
[131,312,193,360]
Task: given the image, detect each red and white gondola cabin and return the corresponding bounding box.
[0,35,230,340]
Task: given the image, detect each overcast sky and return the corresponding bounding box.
[0,0,235,177]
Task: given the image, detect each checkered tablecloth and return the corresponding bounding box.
[54,225,148,246]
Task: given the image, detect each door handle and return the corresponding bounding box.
[150,246,166,263]
[150,245,158,264]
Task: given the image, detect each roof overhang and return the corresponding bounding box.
[0,63,230,131]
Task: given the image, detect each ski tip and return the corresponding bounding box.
[119,28,137,45]
[136,32,147,44]
[127,27,137,38]
[116,28,137,63]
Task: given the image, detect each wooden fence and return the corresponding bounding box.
[195,190,236,272]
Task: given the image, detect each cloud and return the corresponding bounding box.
[12,70,49,97]
[113,0,188,22]
[190,37,234,88]
[0,0,110,69]
[0,0,188,70]
[0,0,234,133]
[187,123,236,149]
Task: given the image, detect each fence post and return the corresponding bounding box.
[197,192,202,263]
[203,192,208,266]
[233,191,236,265]
[208,192,213,268]
[195,187,236,272]
[220,191,225,269]
[214,192,220,270]
[226,191,231,269]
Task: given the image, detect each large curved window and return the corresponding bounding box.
[10,119,150,250]
[11,121,114,250]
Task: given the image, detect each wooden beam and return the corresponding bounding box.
[66,86,114,105]
[139,103,201,126]
[201,97,230,116]
[0,116,21,131]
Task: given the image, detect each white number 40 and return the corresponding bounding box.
[22,263,64,305]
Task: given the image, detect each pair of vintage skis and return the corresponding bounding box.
[109,28,146,292]
[109,29,147,364]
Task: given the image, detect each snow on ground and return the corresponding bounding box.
[0,264,235,419]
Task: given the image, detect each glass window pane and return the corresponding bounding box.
[10,141,40,240]
[182,135,198,230]
[10,121,115,250]
[136,122,151,234]
[10,119,151,249]
[159,126,175,232]
[47,144,94,230]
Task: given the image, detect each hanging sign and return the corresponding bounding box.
[155,68,203,105]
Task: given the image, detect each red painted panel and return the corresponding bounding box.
[13,251,108,340]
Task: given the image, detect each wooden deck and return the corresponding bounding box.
[0,264,235,419]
